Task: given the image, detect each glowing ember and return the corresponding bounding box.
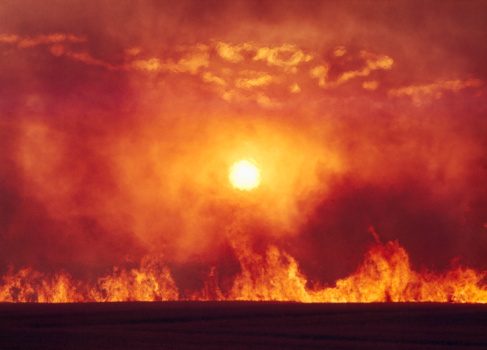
[229,159,261,191]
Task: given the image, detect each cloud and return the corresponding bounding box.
[168,44,210,74]
[216,41,247,63]
[289,83,300,93]
[235,71,275,89]
[362,81,379,90]
[337,51,393,83]
[202,72,226,86]
[0,33,19,43]
[67,51,116,70]
[253,43,313,72]
[333,46,347,57]
[1,32,400,107]
[388,78,484,106]
[130,58,162,72]
[310,64,329,88]
[0,33,87,48]
[311,50,393,88]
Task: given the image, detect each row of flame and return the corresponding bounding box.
[1,240,486,303]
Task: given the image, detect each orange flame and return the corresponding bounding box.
[0,267,84,303]
[316,242,487,303]
[1,240,486,303]
[91,255,179,302]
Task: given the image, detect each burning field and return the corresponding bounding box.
[1,0,487,305]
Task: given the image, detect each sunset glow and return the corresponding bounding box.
[0,1,486,303]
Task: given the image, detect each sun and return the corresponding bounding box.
[229,159,261,191]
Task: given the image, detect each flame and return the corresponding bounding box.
[2,239,486,303]
[0,256,179,303]
[0,267,84,303]
[91,255,179,302]
[0,6,486,305]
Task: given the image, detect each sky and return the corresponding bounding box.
[0,0,486,288]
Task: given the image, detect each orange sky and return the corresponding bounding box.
[0,0,486,287]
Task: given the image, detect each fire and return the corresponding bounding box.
[0,267,84,303]
[2,238,486,303]
[229,159,261,191]
[91,255,179,302]
[0,3,486,307]
[0,255,179,303]
[315,241,487,303]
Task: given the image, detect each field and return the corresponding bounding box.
[1,302,486,349]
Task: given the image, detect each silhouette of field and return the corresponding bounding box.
[1,302,486,349]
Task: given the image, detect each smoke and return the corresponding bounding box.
[1,0,486,285]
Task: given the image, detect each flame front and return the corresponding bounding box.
[2,239,485,303]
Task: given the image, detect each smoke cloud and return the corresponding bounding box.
[1,0,486,286]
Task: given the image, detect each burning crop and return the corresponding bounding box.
[1,1,486,303]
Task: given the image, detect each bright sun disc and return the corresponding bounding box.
[229,159,261,191]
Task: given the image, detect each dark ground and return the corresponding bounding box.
[0,302,486,349]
